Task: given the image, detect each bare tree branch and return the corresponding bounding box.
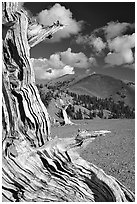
[2,2,135,202]
[28,20,65,47]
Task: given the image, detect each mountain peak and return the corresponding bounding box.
[45,73,134,108]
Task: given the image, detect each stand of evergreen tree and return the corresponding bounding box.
[37,84,135,120]
[66,91,135,119]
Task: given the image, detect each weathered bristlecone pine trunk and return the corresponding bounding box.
[55,95,73,125]
[2,2,135,202]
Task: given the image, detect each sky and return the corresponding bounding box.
[23,1,135,83]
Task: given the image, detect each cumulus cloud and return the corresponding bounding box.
[107,33,135,52]
[31,48,96,80]
[76,21,134,53]
[76,34,106,54]
[105,52,132,66]
[42,65,75,80]
[76,34,88,45]
[32,58,74,80]
[105,33,135,66]
[91,36,106,53]
[60,48,94,68]
[37,3,83,42]
[48,54,64,69]
[88,56,97,66]
[93,21,135,40]
[102,21,134,40]
[76,20,135,67]
[48,48,94,69]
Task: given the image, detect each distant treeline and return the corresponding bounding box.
[66,91,135,119]
[37,84,135,120]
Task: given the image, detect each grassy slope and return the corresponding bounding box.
[69,74,135,108]
[46,73,135,108]
[51,119,135,193]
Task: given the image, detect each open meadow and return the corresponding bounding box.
[52,119,135,193]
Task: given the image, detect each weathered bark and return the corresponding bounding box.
[2,2,135,202]
[55,97,73,125]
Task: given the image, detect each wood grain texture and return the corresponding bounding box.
[2,2,135,202]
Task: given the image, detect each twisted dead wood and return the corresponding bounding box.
[2,2,135,202]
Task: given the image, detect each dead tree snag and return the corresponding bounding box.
[2,2,135,202]
[55,93,74,125]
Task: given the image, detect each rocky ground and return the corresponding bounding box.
[51,119,135,193]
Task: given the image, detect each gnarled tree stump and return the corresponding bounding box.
[2,2,135,202]
[55,93,74,125]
